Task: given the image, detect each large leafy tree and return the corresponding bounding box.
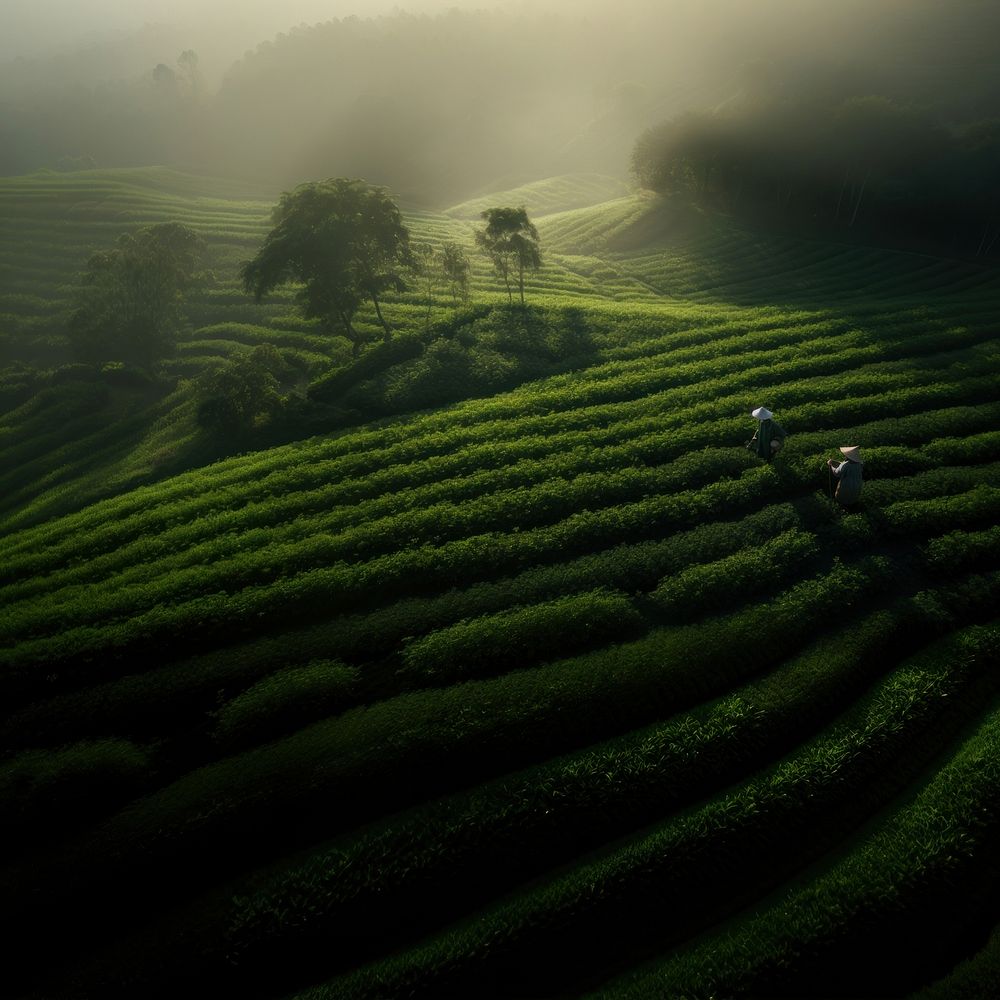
[241,178,412,357]
[68,222,205,368]
[475,207,540,306]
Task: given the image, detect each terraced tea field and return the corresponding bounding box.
[2,168,1000,998]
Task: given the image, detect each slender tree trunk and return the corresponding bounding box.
[371,293,392,342]
[502,264,512,304]
[335,309,361,357]
[849,169,871,228]
[518,258,525,306]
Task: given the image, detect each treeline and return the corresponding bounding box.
[8,1,1000,207]
[0,9,678,204]
[633,96,1000,258]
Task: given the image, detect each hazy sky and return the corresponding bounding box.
[1,1,518,61]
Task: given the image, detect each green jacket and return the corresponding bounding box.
[750,419,786,460]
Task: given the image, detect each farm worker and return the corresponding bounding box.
[746,406,787,462]
[827,446,864,505]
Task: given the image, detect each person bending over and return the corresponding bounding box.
[827,446,864,505]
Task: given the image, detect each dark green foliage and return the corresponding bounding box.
[399,589,644,683]
[0,564,881,963]
[0,739,150,851]
[68,222,206,367]
[650,528,820,620]
[307,334,425,405]
[915,923,1000,1000]
[99,361,157,389]
[214,660,360,750]
[882,485,1000,535]
[925,526,1000,575]
[222,581,1000,983]
[340,305,597,415]
[5,166,1000,1000]
[196,344,289,435]
[606,631,1000,1000]
[294,623,1000,1000]
[475,206,541,305]
[631,92,1000,256]
[0,363,44,411]
[241,178,412,356]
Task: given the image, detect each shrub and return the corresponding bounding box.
[196,344,289,434]
[651,528,819,620]
[399,589,644,682]
[0,739,151,850]
[214,660,360,750]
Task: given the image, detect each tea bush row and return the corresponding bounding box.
[398,588,644,684]
[297,622,1000,1000]
[606,626,1000,999]
[1,562,884,926]
[0,502,810,753]
[221,576,1000,980]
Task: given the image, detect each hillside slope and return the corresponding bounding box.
[3,168,1000,998]
[4,169,999,533]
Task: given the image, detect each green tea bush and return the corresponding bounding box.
[0,738,151,850]
[882,485,1000,535]
[606,628,1000,1000]
[225,582,1000,979]
[2,563,883,918]
[296,624,1000,1000]
[925,526,1000,575]
[214,660,361,751]
[650,528,819,620]
[399,589,643,682]
[0,504,812,755]
[0,469,783,695]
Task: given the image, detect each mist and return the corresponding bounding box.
[1,1,487,62]
[2,1,999,214]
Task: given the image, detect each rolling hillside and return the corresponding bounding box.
[2,168,1000,998]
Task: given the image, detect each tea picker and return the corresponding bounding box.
[826,446,864,506]
[746,406,787,462]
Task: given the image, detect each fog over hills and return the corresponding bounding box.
[3,1,999,206]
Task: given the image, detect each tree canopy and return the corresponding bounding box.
[196,343,288,435]
[475,207,541,306]
[68,221,205,368]
[241,178,412,357]
[631,95,1000,255]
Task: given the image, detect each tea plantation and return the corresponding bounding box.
[2,168,1000,998]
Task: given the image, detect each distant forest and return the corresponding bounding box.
[633,96,1000,259]
[2,0,1000,236]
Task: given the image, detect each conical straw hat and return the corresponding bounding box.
[751,406,773,420]
[839,446,863,463]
